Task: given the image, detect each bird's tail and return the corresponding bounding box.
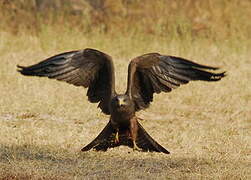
[81,121,170,154]
[136,121,170,154]
[81,121,134,152]
[81,121,116,151]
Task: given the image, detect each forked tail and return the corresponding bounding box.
[81,121,170,154]
[81,121,117,151]
[136,122,170,154]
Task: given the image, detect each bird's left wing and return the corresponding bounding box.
[126,53,225,111]
[17,48,116,114]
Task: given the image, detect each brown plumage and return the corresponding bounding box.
[17,48,225,154]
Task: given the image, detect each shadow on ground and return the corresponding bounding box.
[0,144,249,179]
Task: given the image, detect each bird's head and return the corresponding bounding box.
[116,95,130,107]
[111,95,134,111]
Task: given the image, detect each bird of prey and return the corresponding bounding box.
[17,48,225,154]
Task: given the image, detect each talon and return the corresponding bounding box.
[133,141,142,151]
[114,131,119,144]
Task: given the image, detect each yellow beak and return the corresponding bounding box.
[118,98,126,106]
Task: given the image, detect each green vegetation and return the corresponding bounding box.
[0,0,250,179]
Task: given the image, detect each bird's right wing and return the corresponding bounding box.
[17,48,116,114]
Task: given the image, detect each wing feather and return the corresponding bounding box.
[17,48,116,114]
[126,53,225,111]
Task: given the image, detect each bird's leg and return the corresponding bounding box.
[111,118,120,144]
[115,129,119,144]
[133,140,141,151]
[130,117,142,151]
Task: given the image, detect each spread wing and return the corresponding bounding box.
[126,53,226,111]
[17,48,116,114]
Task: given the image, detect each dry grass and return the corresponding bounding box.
[0,1,251,179]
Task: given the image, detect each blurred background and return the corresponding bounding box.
[1,0,251,42]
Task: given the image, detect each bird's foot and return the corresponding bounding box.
[133,141,142,151]
[114,131,119,144]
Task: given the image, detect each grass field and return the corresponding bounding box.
[0,1,251,179]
